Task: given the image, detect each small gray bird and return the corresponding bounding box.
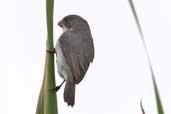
[54,15,94,107]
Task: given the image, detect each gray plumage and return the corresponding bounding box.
[55,15,94,107]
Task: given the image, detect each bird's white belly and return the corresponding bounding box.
[56,40,71,80]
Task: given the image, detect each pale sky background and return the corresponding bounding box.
[1,0,171,114]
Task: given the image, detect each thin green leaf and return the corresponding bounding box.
[128,0,164,114]
[151,71,164,114]
[128,0,143,38]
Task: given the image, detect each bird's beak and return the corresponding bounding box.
[58,20,64,28]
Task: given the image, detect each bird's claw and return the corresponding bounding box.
[46,48,56,54]
[49,86,61,92]
[49,80,65,92]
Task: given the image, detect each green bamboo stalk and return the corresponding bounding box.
[36,0,58,114]
[128,0,164,114]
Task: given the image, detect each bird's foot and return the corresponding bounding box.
[46,48,56,54]
[49,80,65,92]
[50,86,61,92]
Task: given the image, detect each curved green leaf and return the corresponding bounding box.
[128,1,164,114]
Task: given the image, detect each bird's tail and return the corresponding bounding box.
[64,80,75,107]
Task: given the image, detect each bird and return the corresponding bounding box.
[52,15,94,107]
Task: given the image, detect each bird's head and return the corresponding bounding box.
[58,15,89,32]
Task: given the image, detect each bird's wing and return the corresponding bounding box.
[59,32,94,84]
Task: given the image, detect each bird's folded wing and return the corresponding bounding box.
[59,32,94,84]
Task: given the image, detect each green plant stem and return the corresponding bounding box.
[36,0,58,114]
